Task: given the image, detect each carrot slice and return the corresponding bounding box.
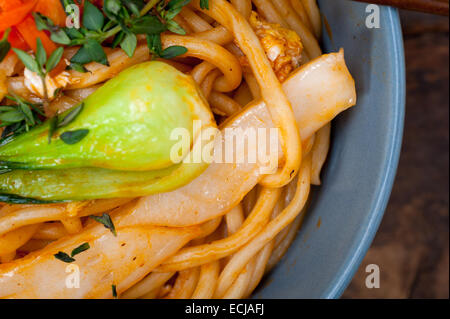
[0,0,24,11]
[0,27,29,60]
[0,0,37,32]
[35,0,67,27]
[8,27,29,51]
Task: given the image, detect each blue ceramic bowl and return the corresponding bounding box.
[255,0,405,298]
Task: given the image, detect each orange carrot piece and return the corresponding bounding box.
[8,27,29,51]
[15,14,57,54]
[35,0,67,27]
[0,0,37,32]
[0,0,24,11]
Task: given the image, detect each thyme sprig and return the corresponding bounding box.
[12,38,64,110]
[0,95,45,142]
[34,0,196,71]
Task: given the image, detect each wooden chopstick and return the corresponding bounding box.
[351,0,449,16]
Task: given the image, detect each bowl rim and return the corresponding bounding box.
[321,6,406,299]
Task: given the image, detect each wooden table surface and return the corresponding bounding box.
[342,11,449,299]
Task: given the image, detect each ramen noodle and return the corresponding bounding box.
[0,0,356,298]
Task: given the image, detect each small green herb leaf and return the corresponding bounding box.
[90,213,117,236]
[66,27,84,40]
[161,46,187,59]
[35,38,47,69]
[54,251,76,263]
[60,129,89,144]
[48,102,84,144]
[83,0,105,31]
[120,32,137,57]
[166,0,191,20]
[33,12,51,31]
[104,0,122,17]
[71,39,109,66]
[0,110,25,123]
[0,95,43,140]
[167,0,191,10]
[146,33,162,58]
[70,46,91,65]
[46,47,64,73]
[0,41,11,64]
[166,19,185,35]
[0,29,12,63]
[124,0,144,16]
[12,49,41,74]
[84,39,109,65]
[51,29,72,45]
[33,12,72,45]
[18,103,35,126]
[130,15,166,35]
[58,102,85,128]
[71,242,90,257]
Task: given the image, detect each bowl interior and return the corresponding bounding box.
[254,0,405,299]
